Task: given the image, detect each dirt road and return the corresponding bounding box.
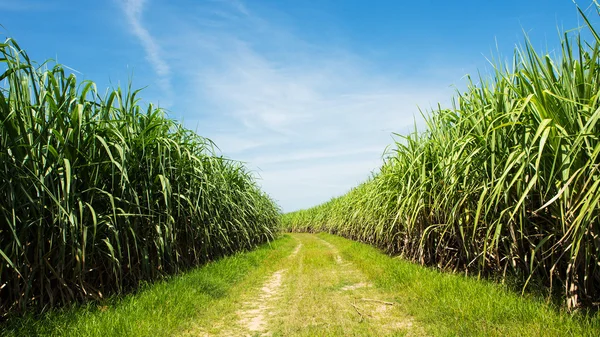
[183,233,422,336]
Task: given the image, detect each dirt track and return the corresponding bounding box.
[185,233,423,336]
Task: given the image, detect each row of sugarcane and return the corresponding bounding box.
[0,38,280,317]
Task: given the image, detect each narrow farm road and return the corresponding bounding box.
[182,233,424,336]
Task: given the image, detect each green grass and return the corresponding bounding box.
[282,4,600,309]
[1,235,295,337]
[319,233,600,336]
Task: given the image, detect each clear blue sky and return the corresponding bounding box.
[0,0,595,212]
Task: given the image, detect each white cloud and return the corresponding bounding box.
[249,146,384,166]
[127,0,461,211]
[258,158,384,209]
[190,45,451,211]
[216,0,250,17]
[121,0,172,97]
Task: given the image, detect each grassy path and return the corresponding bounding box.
[4,233,600,336]
[183,233,423,336]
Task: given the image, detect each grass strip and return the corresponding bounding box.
[266,233,425,336]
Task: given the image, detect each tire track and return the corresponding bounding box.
[233,240,303,335]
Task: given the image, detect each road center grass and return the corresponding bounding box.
[1,235,295,337]
[318,233,600,337]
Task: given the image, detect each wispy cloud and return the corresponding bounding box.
[121,0,172,98]
[129,0,461,211]
[215,0,250,17]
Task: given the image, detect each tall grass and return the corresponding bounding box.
[0,38,279,317]
[283,6,600,309]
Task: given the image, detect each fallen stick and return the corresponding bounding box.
[350,302,366,322]
[360,298,394,306]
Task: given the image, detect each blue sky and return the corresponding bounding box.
[0,0,595,212]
